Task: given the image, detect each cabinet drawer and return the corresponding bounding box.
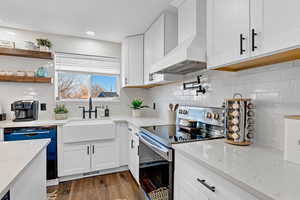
[62,123,115,143]
[175,153,259,200]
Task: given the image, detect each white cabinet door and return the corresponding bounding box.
[207,0,250,68]
[116,122,129,167]
[144,12,177,84]
[174,177,209,200]
[61,144,91,176]
[132,130,140,183]
[91,140,119,171]
[121,35,144,87]
[144,14,165,84]
[11,149,47,200]
[175,152,259,200]
[128,126,134,173]
[128,125,139,183]
[250,0,300,56]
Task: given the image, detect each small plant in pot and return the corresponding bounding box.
[130,99,149,118]
[54,104,68,120]
[36,38,52,52]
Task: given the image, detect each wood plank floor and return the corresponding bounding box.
[47,171,144,200]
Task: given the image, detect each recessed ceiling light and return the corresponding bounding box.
[86,31,95,36]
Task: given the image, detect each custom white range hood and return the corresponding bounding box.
[151,0,207,75]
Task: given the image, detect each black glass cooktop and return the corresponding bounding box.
[140,125,224,147]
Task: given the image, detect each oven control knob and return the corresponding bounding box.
[213,113,220,120]
[206,112,213,119]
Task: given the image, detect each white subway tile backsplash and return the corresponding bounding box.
[148,60,300,150]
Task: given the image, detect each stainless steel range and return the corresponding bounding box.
[139,105,225,200]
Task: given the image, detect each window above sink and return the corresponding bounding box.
[55,53,120,102]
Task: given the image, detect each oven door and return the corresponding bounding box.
[139,132,173,200]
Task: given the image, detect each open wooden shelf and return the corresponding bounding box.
[0,47,53,60]
[0,75,52,83]
[215,46,300,72]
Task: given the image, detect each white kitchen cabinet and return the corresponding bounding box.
[174,152,259,200]
[144,12,178,84]
[207,0,250,68]
[91,141,118,171]
[10,149,47,200]
[116,122,129,167]
[250,0,300,56]
[207,0,300,69]
[121,34,144,87]
[59,123,119,177]
[175,178,209,200]
[61,144,91,176]
[128,124,139,183]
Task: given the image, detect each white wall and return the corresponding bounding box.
[0,27,146,120]
[148,60,300,150]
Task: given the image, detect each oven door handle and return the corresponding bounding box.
[139,133,172,161]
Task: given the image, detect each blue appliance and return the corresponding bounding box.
[4,126,57,180]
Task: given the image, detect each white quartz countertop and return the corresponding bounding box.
[111,116,172,127]
[173,139,300,200]
[0,139,50,197]
[0,116,172,128]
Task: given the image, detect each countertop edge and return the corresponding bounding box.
[174,146,274,200]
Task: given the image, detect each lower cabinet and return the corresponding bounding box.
[62,144,91,176]
[91,141,118,171]
[174,152,259,200]
[60,140,118,177]
[128,124,139,183]
[10,149,47,200]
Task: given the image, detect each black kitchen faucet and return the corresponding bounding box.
[78,97,100,119]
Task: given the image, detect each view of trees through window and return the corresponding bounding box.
[58,72,119,99]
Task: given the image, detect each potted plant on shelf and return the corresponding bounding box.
[130,98,149,118]
[54,104,68,120]
[36,38,52,52]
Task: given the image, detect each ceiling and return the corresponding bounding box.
[0,0,174,43]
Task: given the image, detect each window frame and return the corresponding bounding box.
[55,70,121,103]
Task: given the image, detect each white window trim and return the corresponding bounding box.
[55,71,121,102]
[54,52,121,102]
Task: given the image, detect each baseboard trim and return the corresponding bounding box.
[58,166,129,183]
[47,179,59,186]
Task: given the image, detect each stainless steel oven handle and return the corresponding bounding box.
[140,133,170,154]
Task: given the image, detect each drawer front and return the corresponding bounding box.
[62,123,115,143]
[175,153,259,200]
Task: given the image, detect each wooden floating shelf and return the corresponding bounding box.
[215,47,300,72]
[0,47,53,60]
[0,75,52,83]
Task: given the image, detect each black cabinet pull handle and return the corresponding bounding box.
[87,146,90,155]
[252,29,258,52]
[92,145,95,154]
[240,34,246,55]
[197,178,216,192]
[131,139,134,149]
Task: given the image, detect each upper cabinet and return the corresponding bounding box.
[144,12,178,84]
[207,0,250,68]
[250,0,300,56]
[208,0,300,71]
[121,34,144,87]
